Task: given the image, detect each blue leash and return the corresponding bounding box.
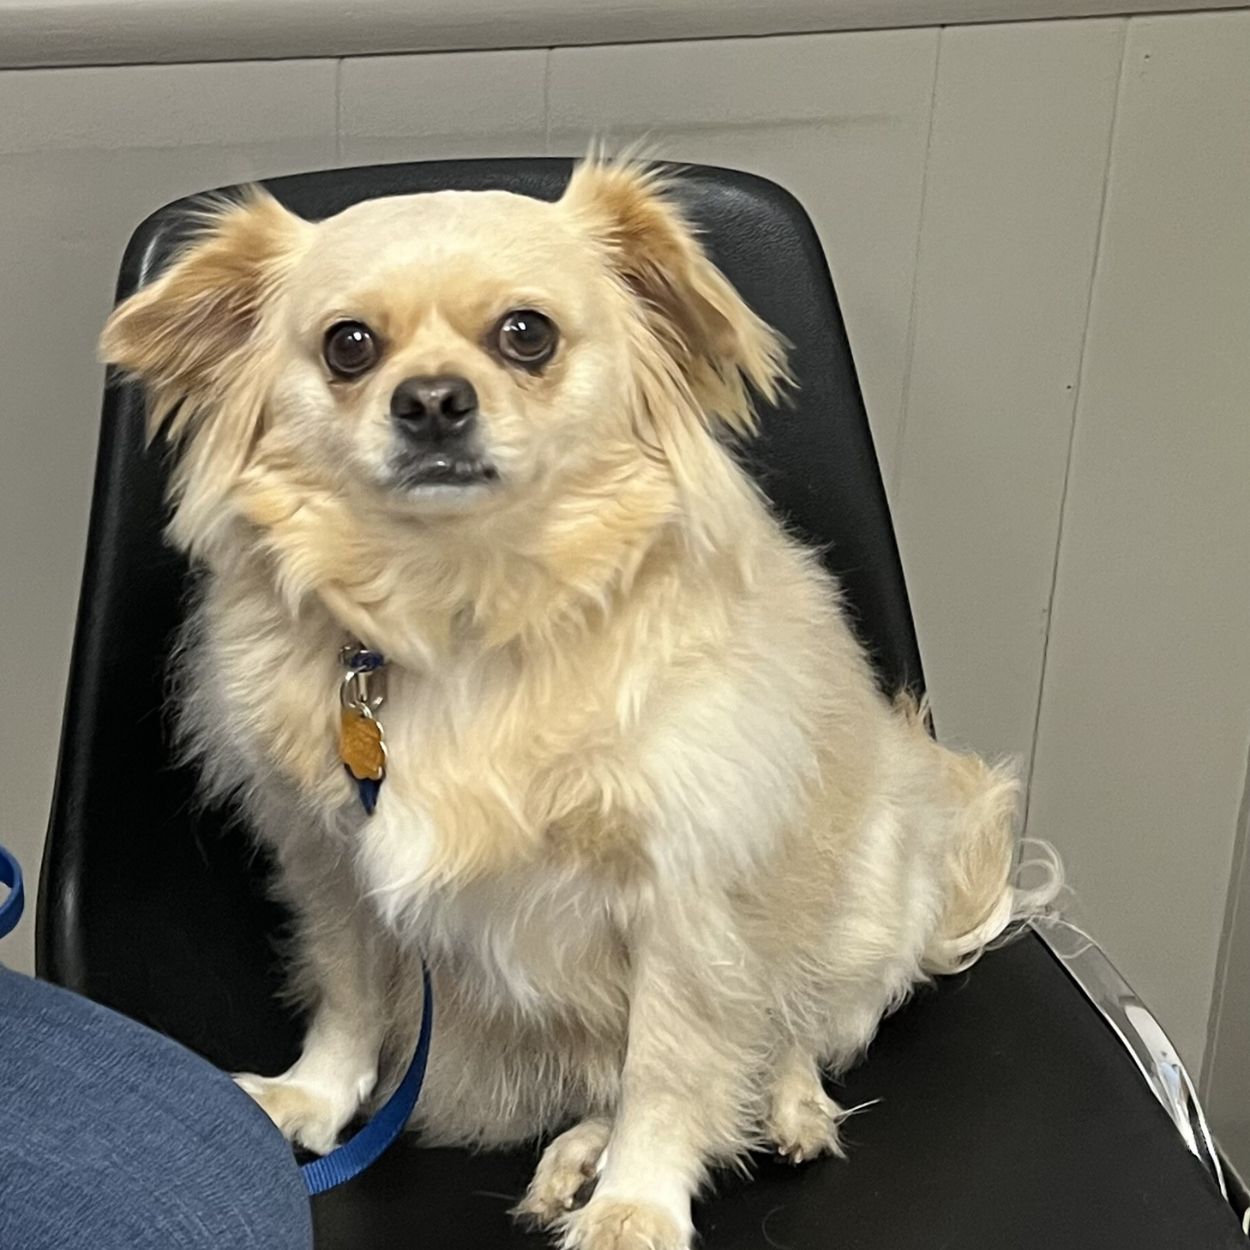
[0,839,429,1196]
[0,843,23,940]
[303,642,434,1192]
[299,962,434,1195]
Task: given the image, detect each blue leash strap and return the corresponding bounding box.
[300,962,434,1196]
[0,843,24,940]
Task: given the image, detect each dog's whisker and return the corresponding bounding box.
[836,1098,882,1121]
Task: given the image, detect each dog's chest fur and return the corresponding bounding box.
[362,798,635,1024]
[346,656,646,1020]
[187,521,823,1029]
[190,581,663,1020]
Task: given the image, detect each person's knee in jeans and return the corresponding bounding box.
[0,966,312,1250]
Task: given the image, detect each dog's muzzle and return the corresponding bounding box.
[389,374,498,488]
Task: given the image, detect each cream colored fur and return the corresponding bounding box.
[101,161,1052,1250]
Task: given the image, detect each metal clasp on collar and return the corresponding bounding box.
[340,643,387,716]
[339,642,389,816]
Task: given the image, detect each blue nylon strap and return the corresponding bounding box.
[0,843,24,940]
[300,963,434,1196]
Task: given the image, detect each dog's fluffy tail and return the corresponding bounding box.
[904,706,1063,976]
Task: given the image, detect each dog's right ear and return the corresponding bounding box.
[100,189,310,442]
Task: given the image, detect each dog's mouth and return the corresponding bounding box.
[394,453,500,491]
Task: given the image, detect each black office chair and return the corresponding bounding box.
[37,160,1246,1250]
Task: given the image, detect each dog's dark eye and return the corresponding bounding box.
[323,321,380,379]
[496,310,558,369]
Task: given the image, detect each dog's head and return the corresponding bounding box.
[102,163,786,562]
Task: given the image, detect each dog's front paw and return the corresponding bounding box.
[560,1198,690,1250]
[766,1085,845,1165]
[234,1070,362,1155]
[514,1117,611,1228]
[765,1059,846,1165]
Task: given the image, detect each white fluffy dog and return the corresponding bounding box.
[102,161,1042,1250]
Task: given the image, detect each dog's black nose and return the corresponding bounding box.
[390,375,478,439]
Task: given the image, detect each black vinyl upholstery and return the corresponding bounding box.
[37,160,1243,1248]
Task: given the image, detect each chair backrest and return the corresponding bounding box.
[37,160,922,1073]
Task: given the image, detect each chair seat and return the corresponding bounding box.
[311,935,1242,1249]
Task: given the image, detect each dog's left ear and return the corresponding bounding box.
[562,161,788,436]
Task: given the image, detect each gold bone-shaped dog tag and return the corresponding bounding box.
[340,710,385,781]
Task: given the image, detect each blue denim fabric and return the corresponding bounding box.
[0,966,312,1249]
